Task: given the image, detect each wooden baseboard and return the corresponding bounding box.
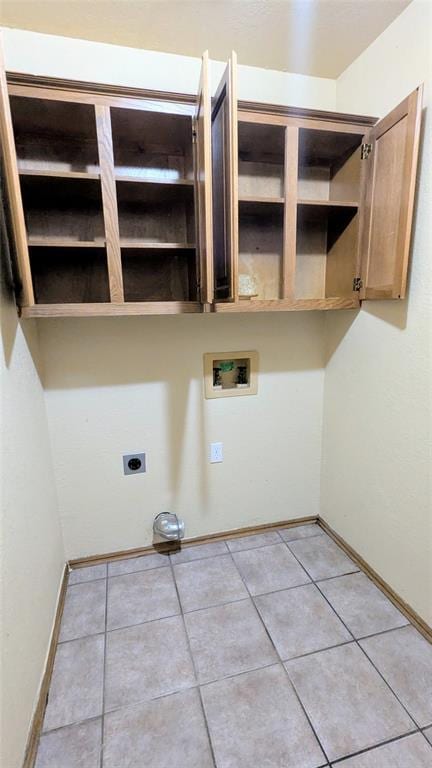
[68,515,319,568]
[319,517,432,644]
[22,564,68,768]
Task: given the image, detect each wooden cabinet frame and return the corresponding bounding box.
[0,50,422,318]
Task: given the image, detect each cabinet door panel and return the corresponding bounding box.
[195,51,213,304]
[211,51,238,301]
[0,36,34,305]
[359,86,422,299]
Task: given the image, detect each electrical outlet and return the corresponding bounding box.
[210,442,223,463]
[123,453,146,475]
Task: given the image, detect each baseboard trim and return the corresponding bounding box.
[22,564,69,768]
[68,515,318,568]
[319,517,432,644]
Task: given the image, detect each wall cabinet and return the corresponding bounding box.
[211,54,422,313]
[0,47,422,318]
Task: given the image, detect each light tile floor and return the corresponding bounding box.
[36,523,432,768]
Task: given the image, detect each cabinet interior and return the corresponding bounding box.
[239,201,284,300]
[20,175,105,246]
[295,129,362,300]
[30,247,110,304]
[238,122,285,199]
[121,248,198,302]
[238,121,285,300]
[10,96,100,174]
[111,107,194,182]
[116,180,195,246]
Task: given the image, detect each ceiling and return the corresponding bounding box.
[1,0,411,78]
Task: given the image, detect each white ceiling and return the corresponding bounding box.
[1,0,411,78]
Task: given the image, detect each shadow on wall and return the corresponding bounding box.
[0,174,43,380]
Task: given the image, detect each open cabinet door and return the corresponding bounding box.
[0,34,34,305]
[359,85,422,300]
[195,51,213,305]
[211,51,238,301]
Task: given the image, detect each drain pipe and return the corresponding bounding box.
[153,512,185,542]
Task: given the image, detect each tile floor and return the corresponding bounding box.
[35,523,432,768]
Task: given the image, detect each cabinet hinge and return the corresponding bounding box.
[353,277,363,291]
[361,142,372,160]
[192,128,197,143]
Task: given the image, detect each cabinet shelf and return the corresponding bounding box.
[27,238,196,251]
[28,238,105,248]
[21,302,203,318]
[19,168,101,181]
[115,174,194,186]
[297,199,358,208]
[120,241,195,250]
[239,196,284,205]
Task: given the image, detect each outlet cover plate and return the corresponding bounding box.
[210,442,223,463]
[123,453,146,475]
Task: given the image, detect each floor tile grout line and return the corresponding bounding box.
[355,621,411,643]
[420,728,432,748]
[100,683,199,718]
[281,662,331,767]
[314,570,363,585]
[40,683,200,735]
[329,728,421,764]
[278,531,326,545]
[278,638,355,664]
[225,548,332,766]
[99,568,109,768]
[108,562,169,578]
[199,661,285,691]
[171,540,230,564]
[357,640,422,730]
[284,540,421,733]
[66,576,108,589]
[167,556,218,768]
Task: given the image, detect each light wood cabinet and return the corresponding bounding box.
[0,45,422,318]
[212,54,422,313]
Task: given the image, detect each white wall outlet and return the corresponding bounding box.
[210,442,223,463]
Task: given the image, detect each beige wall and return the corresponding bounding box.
[39,313,324,559]
[1,26,336,109]
[322,0,432,626]
[0,283,65,767]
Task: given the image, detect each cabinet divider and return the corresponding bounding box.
[282,126,298,299]
[95,104,124,302]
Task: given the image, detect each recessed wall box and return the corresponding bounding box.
[203,351,258,399]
